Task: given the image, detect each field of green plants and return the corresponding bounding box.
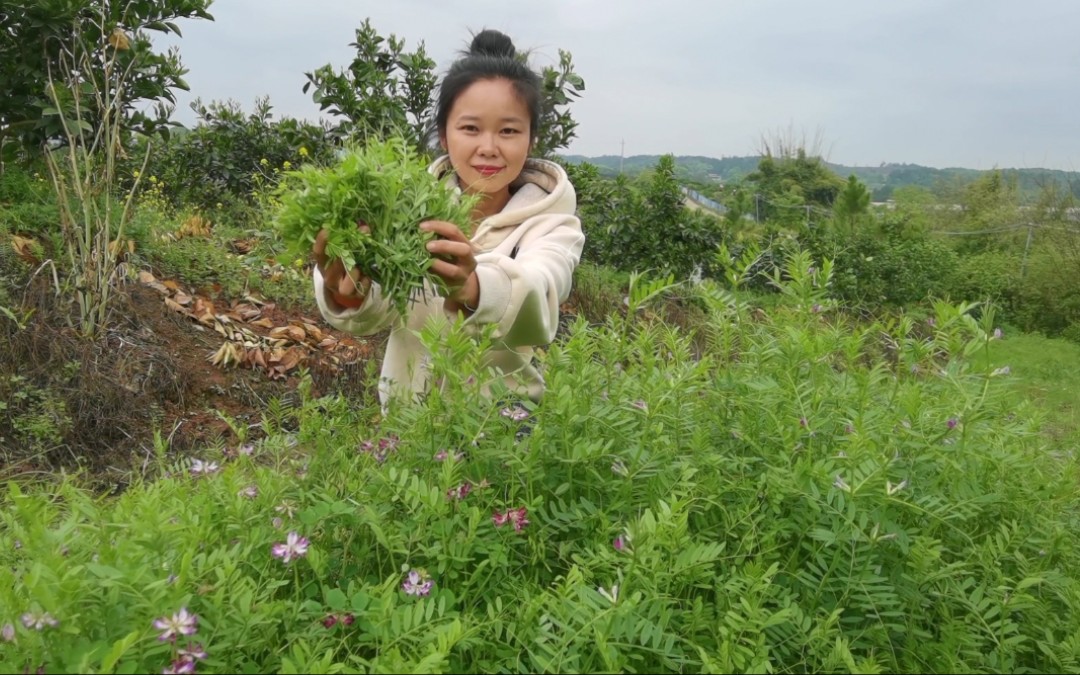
[3,5,1080,674]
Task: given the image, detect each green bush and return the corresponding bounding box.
[131,97,337,219]
[811,217,959,307]
[575,157,729,280]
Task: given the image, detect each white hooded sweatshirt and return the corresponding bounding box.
[313,156,585,407]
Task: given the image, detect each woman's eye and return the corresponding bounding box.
[501,128,521,135]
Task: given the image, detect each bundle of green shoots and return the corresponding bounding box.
[275,137,478,316]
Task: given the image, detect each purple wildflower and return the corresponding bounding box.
[177,644,207,661]
[163,657,196,674]
[446,482,472,501]
[271,532,310,564]
[189,459,219,477]
[20,612,58,631]
[152,607,197,642]
[238,485,258,499]
[947,417,958,430]
[500,406,530,422]
[402,570,433,597]
[2,623,14,642]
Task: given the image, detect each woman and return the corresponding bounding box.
[313,29,585,408]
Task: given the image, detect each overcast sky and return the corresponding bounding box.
[159,0,1080,171]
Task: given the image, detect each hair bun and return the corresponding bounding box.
[469,29,516,58]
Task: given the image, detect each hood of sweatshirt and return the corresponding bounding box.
[428,156,577,238]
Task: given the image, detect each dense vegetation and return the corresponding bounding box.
[2,8,1080,674]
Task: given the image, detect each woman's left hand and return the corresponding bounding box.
[421,220,480,310]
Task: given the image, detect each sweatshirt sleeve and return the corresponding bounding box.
[461,215,584,348]
[313,266,400,336]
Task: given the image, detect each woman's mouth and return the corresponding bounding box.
[474,166,503,177]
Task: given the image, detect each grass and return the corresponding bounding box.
[973,330,1080,448]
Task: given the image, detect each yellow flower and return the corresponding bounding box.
[260,158,269,166]
[133,170,140,178]
[149,175,157,183]
[298,147,309,158]
[282,161,292,169]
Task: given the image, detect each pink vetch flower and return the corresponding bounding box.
[946,417,958,430]
[271,517,284,529]
[271,532,310,564]
[152,607,198,642]
[500,406,530,422]
[446,482,472,501]
[508,507,529,532]
[799,416,809,428]
[177,644,208,661]
[274,501,297,519]
[189,459,220,477]
[434,449,465,462]
[359,434,401,463]
[238,485,258,499]
[993,327,1004,340]
[402,570,434,597]
[163,656,197,674]
[493,507,530,531]
[2,622,15,642]
[613,534,631,552]
[237,443,256,456]
[322,614,338,629]
[631,400,648,411]
[20,611,58,631]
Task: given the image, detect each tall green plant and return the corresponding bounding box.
[43,12,151,338]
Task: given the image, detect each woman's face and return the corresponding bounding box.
[440,78,531,199]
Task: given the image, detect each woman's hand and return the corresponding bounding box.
[421,220,480,311]
[313,223,372,309]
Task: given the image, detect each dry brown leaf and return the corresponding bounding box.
[269,327,292,341]
[137,270,157,285]
[268,347,286,363]
[252,348,267,370]
[11,235,38,263]
[108,27,130,51]
[192,297,216,318]
[277,348,304,372]
[162,280,181,292]
[173,292,193,306]
[243,293,266,306]
[317,337,339,349]
[147,281,169,295]
[164,298,188,315]
[249,317,274,329]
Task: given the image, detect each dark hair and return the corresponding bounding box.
[434,29,542,145]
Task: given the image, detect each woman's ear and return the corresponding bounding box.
[439,133,448,152]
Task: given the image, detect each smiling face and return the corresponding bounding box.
[440,78,532,213]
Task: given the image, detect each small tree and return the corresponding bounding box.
[304,19,585,158]
[834,174,871,232]
[303,19,437,154]
[0,0,213,163]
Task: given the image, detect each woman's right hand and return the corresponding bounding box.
[314,224,372,309]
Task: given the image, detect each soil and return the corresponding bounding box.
[0,271,383,490]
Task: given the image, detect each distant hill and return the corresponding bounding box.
[560,154,1080,201]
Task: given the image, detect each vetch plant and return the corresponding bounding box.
[274,137,480,316]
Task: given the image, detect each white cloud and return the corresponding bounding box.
[155,0,1080,170]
